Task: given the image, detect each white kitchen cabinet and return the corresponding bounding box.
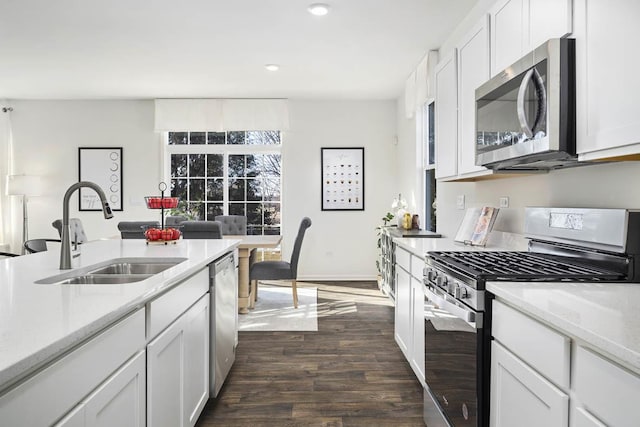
[574,0,640,160]
[394,257,411,356]
[456,15,491,176]
[147,293,210,427]
[490,0,572,76]
[410,275,424,384]
[490,341,569,427]
[434,50,458,179]
[56,350,146,427]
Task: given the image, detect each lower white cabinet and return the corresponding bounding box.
[56,350,146,427]
[410,276,424,384]
[394,265,411,355]
[490,341,569,427]
[147,293,210,427]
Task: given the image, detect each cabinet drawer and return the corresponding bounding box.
[492,300,570,389]
[410,254,424,279]
[147,268,209,339]
[574,345,640,427]
[396,247,411,272]
[0,309,145,426]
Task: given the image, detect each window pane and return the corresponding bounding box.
[206,178,224,201]
[189,178,205,201]
[229,203,245,216]
[188,202,204,220]
[168,132,187,145]
[246,178,262,201]
[245,155,259,177]
[247,203,262,226]
[206,203,223,219]
[207,132,226,145]
[189,154,206,177]
[206,154,223,177]
[171,154,187,177]
[228,131,245,144]
[260,154,281,177]
[228,155,245,177]
[228,178,245,201]
[246,130,281,145]
[263,203,280,226]
[190,132,206,145]
[264,226,280,235]
[171,179,187,200]
[247,226,263,235]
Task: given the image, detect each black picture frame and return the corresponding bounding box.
[321,147,364,211]
[78,147,123,211]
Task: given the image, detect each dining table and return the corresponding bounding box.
[224,234,282,314]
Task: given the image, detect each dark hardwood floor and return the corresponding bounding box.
[195,281,425,427]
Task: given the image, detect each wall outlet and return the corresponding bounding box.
[456,195,465,210]
[499,197,509,208]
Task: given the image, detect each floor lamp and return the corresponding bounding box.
[6,175,42,254]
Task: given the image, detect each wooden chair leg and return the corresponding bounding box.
[291,279,298,308]
[250,280,257,309]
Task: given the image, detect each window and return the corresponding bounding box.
[422,101,436,232]
[165,131,281,235]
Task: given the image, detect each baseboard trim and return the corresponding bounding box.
[298,275,378,282]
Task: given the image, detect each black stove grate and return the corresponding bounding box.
[427,251,626,281]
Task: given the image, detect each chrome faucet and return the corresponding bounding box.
[60,181,113,269]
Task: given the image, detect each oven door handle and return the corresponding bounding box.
[424,284,482,329]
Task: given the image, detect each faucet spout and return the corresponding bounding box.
[60,181,113,269]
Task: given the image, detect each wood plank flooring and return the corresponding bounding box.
[195,281,425,427]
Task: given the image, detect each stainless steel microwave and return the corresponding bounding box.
[475,38,576,170]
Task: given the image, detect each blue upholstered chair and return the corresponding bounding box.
[117,221,160,239]
[214,215,247,235]
[249,217,312,308]
[181,220,223,239]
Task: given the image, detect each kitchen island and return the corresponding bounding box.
[0,238,239,426]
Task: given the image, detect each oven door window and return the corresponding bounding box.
[424,285,479,426]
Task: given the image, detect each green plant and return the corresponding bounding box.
[167,200,199,220]
[375,212,395,273]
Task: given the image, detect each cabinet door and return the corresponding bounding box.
[574,0,640,158]
[84,350,146,427]
[490,0,525,76]
[183,295,210,427]
[410,277,425,386]
[434,50,458,179]
[394,266,412,357]
[457,15,490,175]
[527,0,572,51]
[147,311,185,427]
[572,407,606,427]
[490,341,568,427]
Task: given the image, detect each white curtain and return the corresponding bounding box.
[0,102,16,252]
[154,99,290,132]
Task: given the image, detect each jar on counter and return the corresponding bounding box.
[402,212,412,229]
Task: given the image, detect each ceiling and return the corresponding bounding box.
[0,0,476,100]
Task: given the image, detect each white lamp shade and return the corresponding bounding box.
[6,175,43,196]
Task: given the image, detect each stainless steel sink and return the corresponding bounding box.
[58,274,153,285]
[36,257,188,285]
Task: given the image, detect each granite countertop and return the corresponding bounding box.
[488,281,640,375]
[0,238,239,392]
[383,226,442,238]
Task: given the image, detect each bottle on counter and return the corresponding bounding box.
[403,212,412,229]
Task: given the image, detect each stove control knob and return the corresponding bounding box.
[454,285,469,299]
[435,275,447,288]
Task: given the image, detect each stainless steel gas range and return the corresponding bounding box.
[422,207,640,427]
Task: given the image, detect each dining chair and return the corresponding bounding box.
[52,218,88,243]
[165,215,188,226]
[24,238,62,254]
[117,221,160,239]
[181,220,223,239]
[214,215,247,235]
[249,217,312,308]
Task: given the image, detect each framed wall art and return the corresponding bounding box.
[78,147,123,211]
[321,147,364,211]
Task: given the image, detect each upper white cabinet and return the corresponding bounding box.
[490,0,572,76]
[457,15,491,176]
[434,50,458,179]
[574,0,640,160]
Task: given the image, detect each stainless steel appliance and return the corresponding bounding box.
[475,38,576,170]
[423,207,640,427]
[209,251,238,397]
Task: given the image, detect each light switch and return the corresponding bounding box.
[456,195,465,210]
[499,197,509,208]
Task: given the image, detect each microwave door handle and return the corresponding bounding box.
[517,68,547,139]
[423,284,480,328]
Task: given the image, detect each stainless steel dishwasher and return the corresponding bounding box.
[209,251,238,397]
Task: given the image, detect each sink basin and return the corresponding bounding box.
[36,257,188,285]
[58,274,152,285]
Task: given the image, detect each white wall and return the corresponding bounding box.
[395,95,422,217]
[7,99,397,279]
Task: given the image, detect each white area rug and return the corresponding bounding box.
[239,284,318,331]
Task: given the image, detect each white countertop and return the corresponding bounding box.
[0,238,239,391]
[488,281,640,375]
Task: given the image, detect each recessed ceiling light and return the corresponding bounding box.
[265,64,280,71]
[308,3,330,16]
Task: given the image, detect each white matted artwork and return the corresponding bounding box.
[78,147,123,211]
[321,147,364,211]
